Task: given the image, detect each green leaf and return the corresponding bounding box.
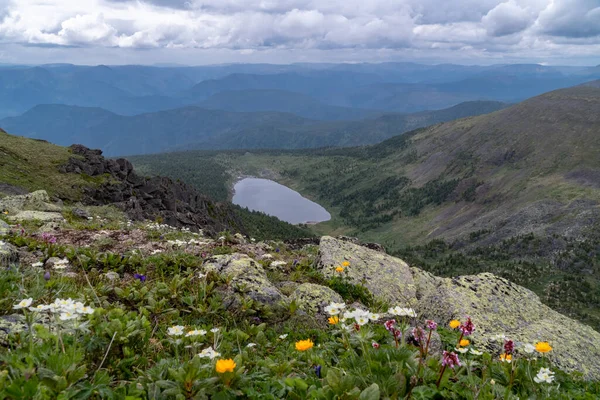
[359,383,380,400]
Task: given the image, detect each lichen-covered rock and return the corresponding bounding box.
[0,314,26,345]
[289,283,343,315]
[316,236,417,305]
[0,190,62,214]
[202,253,287,308]
[8,211,65,223]
[0,240,18,266]
[278,281,300,296]
[415,272,600,379]
[0,219,10,236]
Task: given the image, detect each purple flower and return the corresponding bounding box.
[41,232,57,244]
[134,273,146,282]
[275,248,280,253]
[426,319,438,330]
[293,259,299,266]
[442,351,461,369]
[44,271,51,281]
[314,365,322,378]
[412,327,426,344]
[384,319,396,332]
[459,317,475,336]
[504,339,514,355]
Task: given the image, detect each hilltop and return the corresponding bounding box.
[130,83,600,329]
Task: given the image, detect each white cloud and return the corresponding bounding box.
[0,0,598,64]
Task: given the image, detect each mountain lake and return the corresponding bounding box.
[232,178,331,225]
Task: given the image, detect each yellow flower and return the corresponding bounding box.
[335,266,344,273]
[449,320,460,329]
[215,359,236,373]
[2,211,7,215]
[295,339,314,351]
[342,261,350,267]
[328,316,339,325]
[459,339,470,347]
[499,353,512,363]
[535,342,552,353]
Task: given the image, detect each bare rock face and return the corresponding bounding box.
[316,235,600,379]
[202,253,287,311]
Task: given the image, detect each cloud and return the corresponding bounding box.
[0,0,598,64]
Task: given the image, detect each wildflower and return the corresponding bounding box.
[459,339,470,347]
[246,343,257,348]
[328,316,339,325]
[314,365,322,378]
[442,351,461,369]
[133,273,147,282]
[31,261,43,268]
[324,302,346,315]
[13,298,33,309]
[151,249,163,255]
[470,349,483,355]
[271,261,286,268]
[295,339,314,351]
[355,315,369,326]
[523,343,536,354]
[412,327,426,343]
[168,325,185,336]
[455,347,469,354]
[186,329,207,337]
[426,320,438,330]
[449,320,460,329]
[29,304,50,312]
[59,311,79,321]
[2,210,7,215]
[368,313,380,321]
[279,334,288,339]
[210,328,220,333]
[535,342,552,353]
[459,317,475,336]
[499,353,512,363]
[534,367,555,383]
[215,359,236,373]
[490,379,496,385]
[75,305,94,315]
[44,271,51,281]
[372,342,380,349]
[198,347,221,359]
[262,254,273,259]
[342,261,350,267]
[335,266,344,273]
[504,339,514,354]
[384,319,397,332]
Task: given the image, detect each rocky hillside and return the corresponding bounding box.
[1,200,599,397]
[0,130,310,240]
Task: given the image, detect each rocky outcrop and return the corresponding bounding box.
[0,190,65,224]
[289,283,343,315]
[316,235,600,379]
[316,236,417,305]
[202,253,287,311]
[0,240,18,266]
[60,145,243,236]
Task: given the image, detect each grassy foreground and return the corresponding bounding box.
[1,216,599,399]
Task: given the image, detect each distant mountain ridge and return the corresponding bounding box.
[0,101,508,156]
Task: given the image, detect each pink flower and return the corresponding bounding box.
[372,342,380,349]
[412,327,426,344]
[442,351,461,369]
[504,339,514,355]
[384,319,396,332]
[426,320,438,330]
[459,317,475,336]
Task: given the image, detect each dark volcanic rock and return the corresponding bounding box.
[60,145,244,236]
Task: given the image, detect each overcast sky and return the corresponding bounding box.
[0,0,599,66]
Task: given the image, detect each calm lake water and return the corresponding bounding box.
[232,178,331,224]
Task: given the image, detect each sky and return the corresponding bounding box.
[0,0,599,66]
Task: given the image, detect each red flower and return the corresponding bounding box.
[459,317,475,336]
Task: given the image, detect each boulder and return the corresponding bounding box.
[0,240,18,266]
[0,314,26,345]
[317,236,600,379]
[0,190,62,214]
[202,253,287,309]
[0,219,10,236]
[289,283,343,315]
[72,208,91,219]
[316,236,417,306]
[7,211,65,223]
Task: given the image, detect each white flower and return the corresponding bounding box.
[29,304,50,312]
[75,304,95,315]
[210,328,220,333]
[355,316,369,326]
[31,262,43,268]
[13,298,33,309]
[387,306,416,317]
[455,347,469,354]
[186,329,207,337]
[368,313,381,321]
[198,347,221,359]
[59,311,79,321]
[151,249,163,255]
[279,334,288,339]
[469,349,483,356]
[54,298,75,311]
[168,325,185,336]
[218,236,226,241]
[324,305,341,316]
[522,343,536,354]
[197,272,207,279]
[262,254,273,259]
[534,368,555,383]
[246,343,257,348]
[270,261,286,267]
